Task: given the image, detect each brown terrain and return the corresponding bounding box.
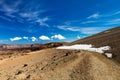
[0,26,119,80]
[0,42,65,60]
[71,26,120,63]
[0,49,120,80]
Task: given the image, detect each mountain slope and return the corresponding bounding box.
[71,26,120,63]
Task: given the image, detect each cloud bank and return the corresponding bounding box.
[9,34,66,42]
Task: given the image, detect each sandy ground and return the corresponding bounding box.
[0,50,30,60]
[0,49,120,80]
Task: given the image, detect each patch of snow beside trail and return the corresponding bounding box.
[56,44,112,57]
[105,53,112,58]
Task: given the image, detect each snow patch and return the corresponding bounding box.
[57,44,111,58]
[105,53,112,58]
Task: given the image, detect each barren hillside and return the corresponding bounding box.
[71,26,120,63]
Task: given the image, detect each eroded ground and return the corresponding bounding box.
[0,49,120,80]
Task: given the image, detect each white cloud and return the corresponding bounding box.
[31,37,37,42]
[0,4,18,14]
[104,18,120,25]
[114,11,120,15]
[36,17,49,27]
[0,0,23,22]
[101,10,120,17]
[23,36,28,40]
[77,35,81,39]
[61,10,120,27]
[51,34,66,40]
[57,25,108,35]
[80,27,102,34]
[20,13,34,18]
[0,16,12,21]
[57,25,80,32]
[87,10,120,19]
[81,21,97,24]
[19,11,39,20]
[20,12,50,27]
[39,35,50,40]
[109,18,120,23]
[0,1,50,27]
[10,37,22,41]
[0,0,21,18]
[87,13,100,19]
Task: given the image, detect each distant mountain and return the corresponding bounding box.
[0,42,67,51]
[71,26,120,63]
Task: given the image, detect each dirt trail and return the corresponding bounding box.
[70,52,120,80]
[0,49,120,80]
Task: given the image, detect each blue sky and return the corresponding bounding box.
[0,0,120,44]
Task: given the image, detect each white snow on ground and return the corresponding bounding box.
[105,53,112,58]
[56,44,112,58]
